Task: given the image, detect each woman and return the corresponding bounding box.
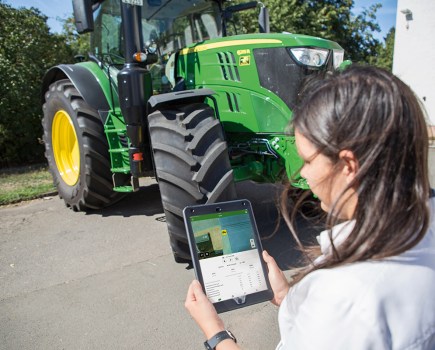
[185,65,435,349]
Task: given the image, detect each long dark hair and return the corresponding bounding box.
[283,65,430,286]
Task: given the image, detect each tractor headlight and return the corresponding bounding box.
[290,48,329,68]
[333,49,344,69]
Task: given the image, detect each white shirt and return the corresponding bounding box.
[276,199,435,350]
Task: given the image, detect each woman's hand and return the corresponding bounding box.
[185,281,241,349]
[263,250,290,306]
[185,280,225,338]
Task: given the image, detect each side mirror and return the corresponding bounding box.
[258,5,269,33]
[73,0,94,34]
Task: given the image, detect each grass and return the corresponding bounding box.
[0,165,56,206]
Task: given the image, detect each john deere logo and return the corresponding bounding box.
[239,56,250,66]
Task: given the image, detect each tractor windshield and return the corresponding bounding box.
[91,0,222,65]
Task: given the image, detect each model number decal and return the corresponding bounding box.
[237,49,251,55]
[122,0,143,5]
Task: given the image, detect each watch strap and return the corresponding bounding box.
[204,330,236,349]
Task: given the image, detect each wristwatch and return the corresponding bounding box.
[204,330,237,349]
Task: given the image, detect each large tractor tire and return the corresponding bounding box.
[148,103,237,262]
[42,79,125,211]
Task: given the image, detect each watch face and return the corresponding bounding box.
[227,330,236,342]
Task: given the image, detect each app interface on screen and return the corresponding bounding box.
[190,209,268,303]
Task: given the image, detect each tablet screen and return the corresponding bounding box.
[188,207,269,304]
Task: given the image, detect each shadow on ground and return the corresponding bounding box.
[87,182,164,218]
[235,181,325,270]
[85,179,324,270]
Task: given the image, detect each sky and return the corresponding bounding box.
[4,0,397,41]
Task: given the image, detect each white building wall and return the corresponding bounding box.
[393,0,435,124]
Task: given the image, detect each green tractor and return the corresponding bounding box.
[41,0,345,263]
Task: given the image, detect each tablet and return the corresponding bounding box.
[183,199,273,313]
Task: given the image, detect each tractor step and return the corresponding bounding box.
[105,128,127,134]
[109,147,129,153]
[112,173,139,192]
[113,185,136,192]
[111,167,131,173]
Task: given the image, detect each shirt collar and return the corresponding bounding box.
[315,220,355,262]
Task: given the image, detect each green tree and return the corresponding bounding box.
[370,27,395,71]
[61,16,91,57]
[231,0,381,63]
[0,2,74,166]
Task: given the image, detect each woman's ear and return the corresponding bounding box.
[339,150,359,184]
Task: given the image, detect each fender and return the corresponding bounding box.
[147,89,216,114]
[41,64,110,123]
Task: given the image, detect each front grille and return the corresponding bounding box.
[253,47,323,110]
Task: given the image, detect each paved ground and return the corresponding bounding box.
[0,179,319,350]
[2,148,434,350]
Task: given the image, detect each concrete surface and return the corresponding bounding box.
[2,147,435,350]
[0,179,313,350]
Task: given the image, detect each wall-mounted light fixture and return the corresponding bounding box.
[400,8,413,29]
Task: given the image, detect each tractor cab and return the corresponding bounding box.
[75,0,267,94]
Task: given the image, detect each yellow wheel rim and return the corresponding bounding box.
[52,110,80,186]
